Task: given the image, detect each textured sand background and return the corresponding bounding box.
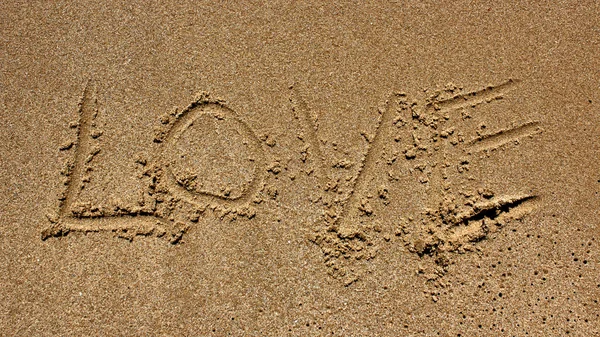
[1,1,599,336]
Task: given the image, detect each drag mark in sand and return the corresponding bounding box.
[289,86,329,190]
[426,78,520,113]
[57,81,94,219]
[335,95,401,232]
[467,121,543,152]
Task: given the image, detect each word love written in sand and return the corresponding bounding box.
[43,79,542,284]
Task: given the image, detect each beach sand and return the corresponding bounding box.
[1,1,599,335]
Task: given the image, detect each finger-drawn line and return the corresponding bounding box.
[45,216,175,239]
[289,85,329,189]
[407,194,539,258]
[451,194,537,225]
[336,94,401,227]
[58,80,95,218]
[160,100,267,207]
[427,79,520,113]
[467,121,542,152]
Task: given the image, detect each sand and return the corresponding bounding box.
[1,1,599,336]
